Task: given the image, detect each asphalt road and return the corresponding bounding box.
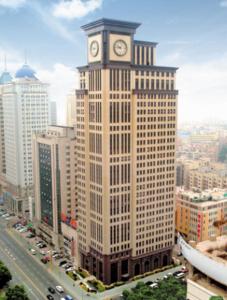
[0,218,68,300]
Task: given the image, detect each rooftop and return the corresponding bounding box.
[15,64,37,80]
[81,18,141,35]
[178,188,227,205]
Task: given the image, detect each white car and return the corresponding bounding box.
[66,267,74,272]
[19,227,27,233]
[30,249,36,255]
[150,283,158,288]
[2,213,9,218]
[56,286,64,293]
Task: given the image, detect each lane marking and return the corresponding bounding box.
[0,238,47,300]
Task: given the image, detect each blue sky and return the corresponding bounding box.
[0,0,227,124]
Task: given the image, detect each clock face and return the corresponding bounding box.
[90,41,99,57]
[114,39,128,57]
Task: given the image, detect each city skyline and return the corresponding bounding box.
[0,0,227,124]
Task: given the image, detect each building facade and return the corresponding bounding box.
[66,93,77,127]
[33,126,77,253]
[0,69,12,176]
[176,188,227,242]
[1,64,49,214]
[76,18,178,284]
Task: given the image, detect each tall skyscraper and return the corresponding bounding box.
[76,19,178,284]
[2,64,49,213]
[0,67,12,176]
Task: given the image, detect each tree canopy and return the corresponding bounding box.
[122,276,186,300]
[5,285,29,300]
[210,296,224,300]
[0,261,12,289]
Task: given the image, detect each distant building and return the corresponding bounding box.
[181,159,227,190]
[176,188,227,242]
[49,101,57,125]
[1,63,49,214]
[66,93,76,127]
[33,126,77,255]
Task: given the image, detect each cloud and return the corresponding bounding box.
[177,53,227,124]
[220,1,227,7]
[0,0,26,8]
[37,64,78,125]
[29,1,76,43]
[53,0,103,20]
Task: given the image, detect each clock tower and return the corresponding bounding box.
[76,18,177,284]
[82,18,140,65]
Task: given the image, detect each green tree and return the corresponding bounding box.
[0,261,12,288]
[210,296,224,300]
[5,285,29,300]
[218,144,227,162]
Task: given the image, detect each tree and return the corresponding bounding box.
[5,285,29,300]
[210,296,224,300]
[0,261,12,288]
[218,144,227,162]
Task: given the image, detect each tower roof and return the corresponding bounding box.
[15,64,37,80]
[0,71,12,84]
[81,18,141,35]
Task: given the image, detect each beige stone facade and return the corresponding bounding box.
[66,93,77,127]
[33,126,77,252]
[75,19,177,284]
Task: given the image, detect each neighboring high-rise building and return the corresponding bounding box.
[50,101,57,125]
[33,126,77,255]
[2,64,49,213]
[176,188,227,242]
[66,93,76,127]
[75,18,178,284]
[0,68,12,176]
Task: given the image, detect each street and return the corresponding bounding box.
[0,216,183,300]
[0,218,71,300]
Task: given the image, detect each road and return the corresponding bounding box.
[0,218,70,300]
[0,215,183,300]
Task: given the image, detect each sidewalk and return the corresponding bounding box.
[8,227,182,300]
[8,228,97,300]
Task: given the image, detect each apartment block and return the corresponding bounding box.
[176,188,227,242]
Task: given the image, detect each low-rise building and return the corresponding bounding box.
[176,188,227,242]
[33,126,77,255]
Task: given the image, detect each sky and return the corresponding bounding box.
[0,0,227,124]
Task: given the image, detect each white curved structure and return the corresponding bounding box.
[178,234,227,286]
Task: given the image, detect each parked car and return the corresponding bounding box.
[38,243,47,249]
[150,283,158,288]
[30,249,36,255]
[48,287,55,294]
[59,260,67,267]
[56,286,64,293]
[65,295,73,300]
[41,256,50,264]
[181,266,188,273]
[175,272,185,279]
[46,295,54,300]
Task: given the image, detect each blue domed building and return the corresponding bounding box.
[15,64,37,80]
[0,71,12,85]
